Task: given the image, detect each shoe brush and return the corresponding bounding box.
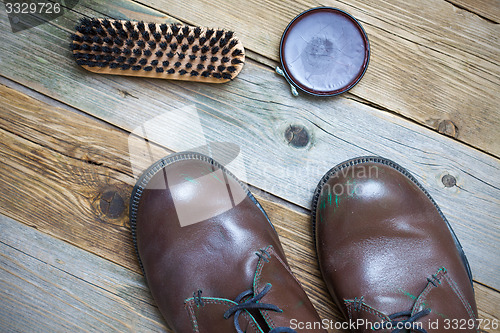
[70,18,245,83]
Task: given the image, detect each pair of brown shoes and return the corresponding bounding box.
[130,152,478,332]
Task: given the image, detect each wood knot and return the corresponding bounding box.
[438,120,458,138]
[285,125,309,148]
[99,190,125,219]
[441,174,457,188]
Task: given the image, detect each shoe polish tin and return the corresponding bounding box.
[277,7,370,96]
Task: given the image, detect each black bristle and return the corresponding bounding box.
[107,27,117,36]
[137,22,145,31]
[70,43,81,51]
[92,19,101,28]
[110,62,120,69]
[132,65,142,71]
[156,67,164,73]
[185,63,192,68]
[215,30,223,40]
[194,27,202,38]
[171,24,180,35]
[153,32,161,41]
[162,60,169,67]
[207,64,215,71]
[176,35,184,43]
[227,66,237,73]
[119,29,128,38]
[91,45,102,52]
[148,23,156,32]
[212,72,222,79]
[225,31,234,40]
[182,26,190,35]
[75,26,87,34]
[221,48,230,55]
[217,65,226,72]
[143,49,152,56]
[200,55,208,61]
[160,24,168,34]
[104,55,115,62]
[79,18,91,26]
[93,36,103,44]
[192,45,200,52]
[197,64,205,70]
[159,42,168,50]
[166,52,175,58]
[187,36,195,45]
[121,64,131,70]
[126,39,134,47]
[222,73,232,80]
[221,57,230,63]
[189,55,197,60]
[219,38,228,48]
[228,39,238,49]
[201,71,210,77]
[205,29,214,38]
[165,33,173,43]
[131,30,140,39]
[167,68,175,74]
[114,38,123,46]
[190,70,199,76]
[137,40,145,48]
[209,37,217,46]
[142,31,150,40]
[122,48,131,55]
[94,54,103,61]
[148,41,156,48]
[128,57,137,64]
[155,50,164,57]
[73,53,84,59]
[181,44,189,52]
[210,56,219,62]
[201,46,209,54]
[116,56,126,62]
[211,46,220,54]
[86,61,97,67]
[82,35,92,43]
[232,49,243,56]
[96,27,107,37]
[112,47,122,54]
[199,37,207,45]
[102,19,111,28]
[179,69,187,75]
[174,62,181,68]
[71,34,82,42]
[102,46,112,53]
[96,62,108,68]
[114,21,123,30]
[231,58,243,64]
[81,44,91,51]
[170,43,178,51]
[178,53,185,60]
[151,60,158,66]
[138,58,147,65]
[125,21,133,31]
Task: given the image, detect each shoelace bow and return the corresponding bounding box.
[377,308,431,333]
[223,283,297,333]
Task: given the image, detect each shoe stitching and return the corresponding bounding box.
[441,273,478,329]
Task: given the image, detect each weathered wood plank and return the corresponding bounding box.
[0,82,498,330]
[0,0,498,289]
[446,0,500,23]
[0,214,168,332]
[131,0,500,156]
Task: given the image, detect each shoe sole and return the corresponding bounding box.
[310,156,474,288]
[129,151,276,273]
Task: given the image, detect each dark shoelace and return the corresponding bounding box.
[377,309,431,333]
[223,283,297,333]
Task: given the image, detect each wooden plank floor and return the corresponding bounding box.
[0,0,499,331]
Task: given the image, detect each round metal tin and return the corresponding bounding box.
[279,7,370,96]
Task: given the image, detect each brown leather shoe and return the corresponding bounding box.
[130,152,325,333]
[312,157,478,332]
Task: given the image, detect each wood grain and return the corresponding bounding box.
[0,82,498,331]
[132,0,500,156]
[446,0,500,23]
[0,0,498,289]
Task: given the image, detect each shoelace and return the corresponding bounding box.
[223,283,297,333]
[377,308,431,333]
